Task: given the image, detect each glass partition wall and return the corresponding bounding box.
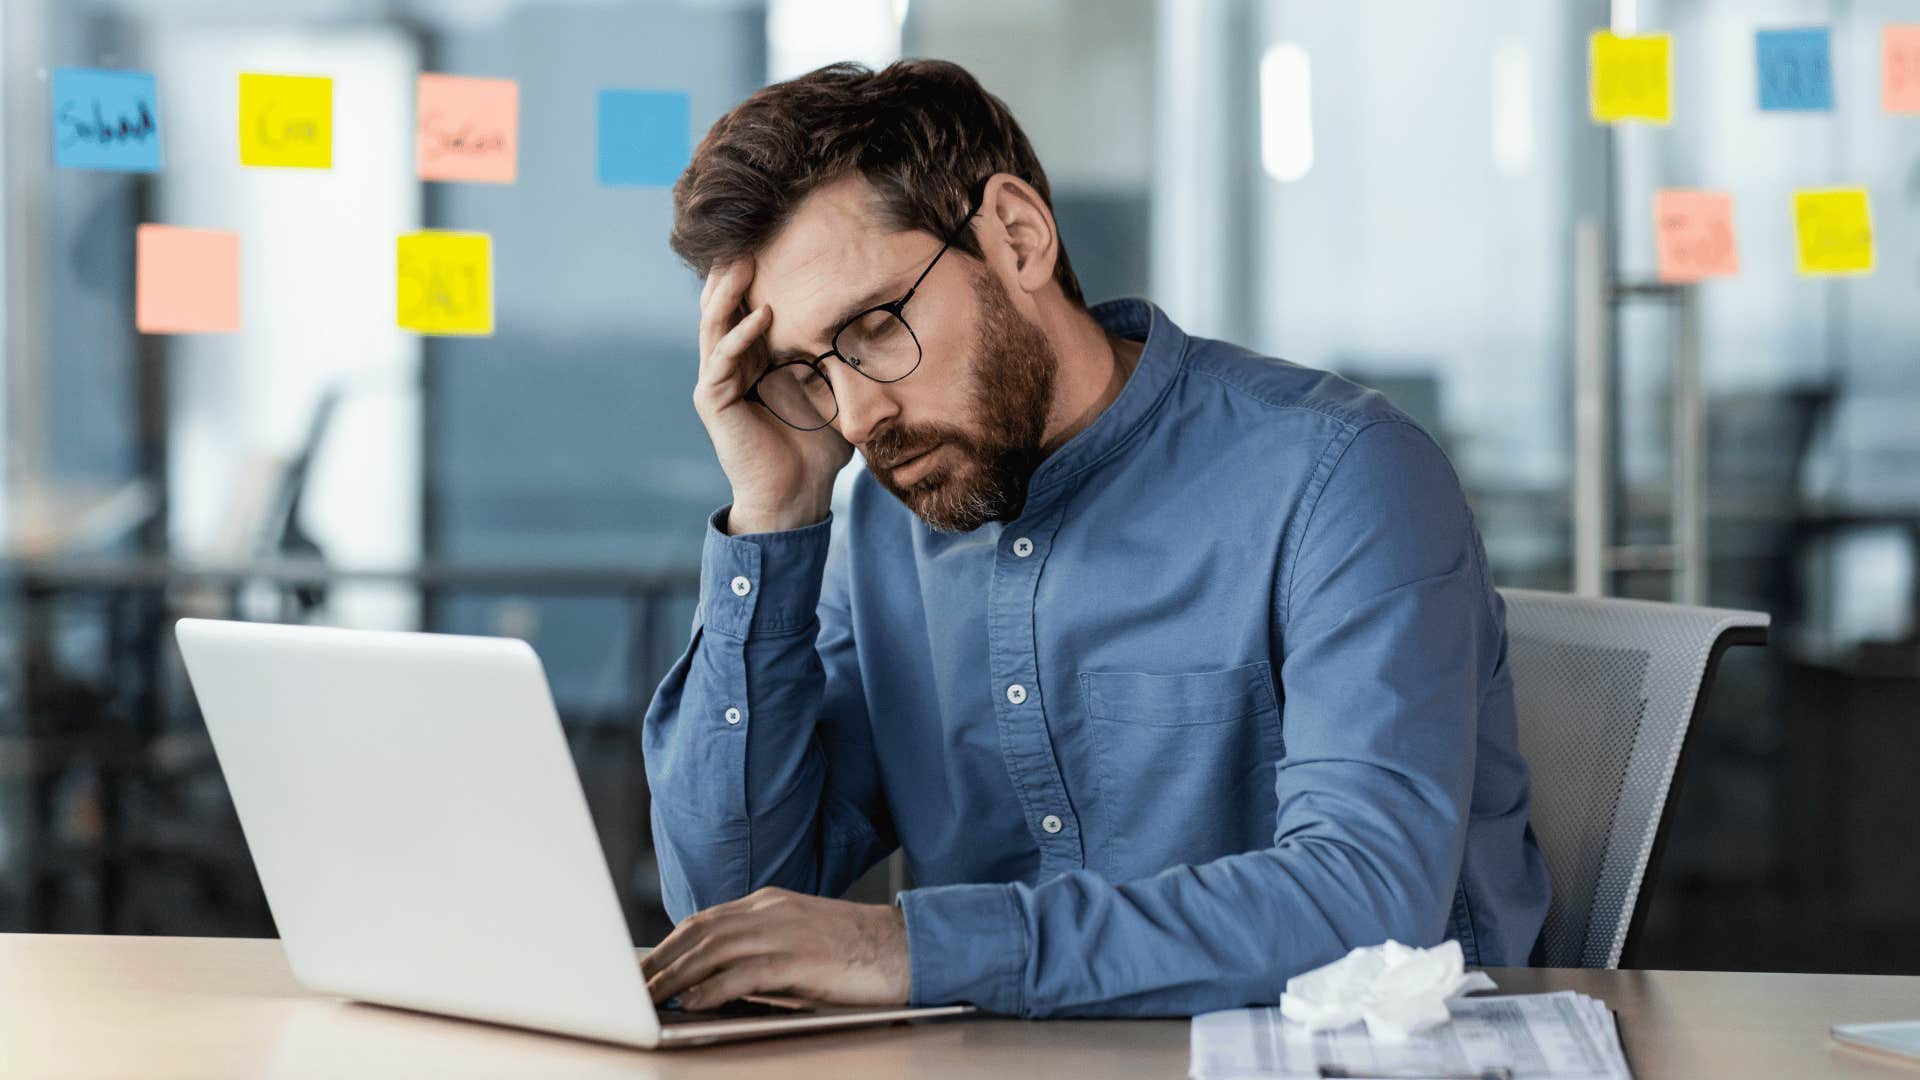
[1,0,1914,974]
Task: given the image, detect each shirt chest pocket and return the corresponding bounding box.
[1077,662,1283,873]
[1079,662,1280,728]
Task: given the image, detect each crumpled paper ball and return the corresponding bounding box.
[1278,939,1497,1043]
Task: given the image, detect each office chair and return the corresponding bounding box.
[1499,587,1769,969]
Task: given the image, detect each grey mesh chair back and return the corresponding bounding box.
[1499,588,1769,969]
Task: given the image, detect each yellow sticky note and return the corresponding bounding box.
[397,230,493,335]
[1793,189,1874,276]
[1789,192,1881,278]
[1590,31,1672,124]
[239,73,332,169]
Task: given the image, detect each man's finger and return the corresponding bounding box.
[697,261,753,359]
[640,906,722,978]
[645,921,767,1004]
[696,304,771,399]
[640,886,785,979]
[645,888,810,1000]
[697,258,742,320]
[679,956,795,1011]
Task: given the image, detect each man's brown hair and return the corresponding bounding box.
[668,59,1086,308]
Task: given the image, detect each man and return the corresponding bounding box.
[639,58,1550,1019]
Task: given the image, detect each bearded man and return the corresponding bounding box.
[639,58,1549,1019]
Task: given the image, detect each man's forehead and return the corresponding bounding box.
[742,179,923,329]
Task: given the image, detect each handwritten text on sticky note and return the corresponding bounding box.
[52,67,162,172]
[398,231,493,335]
[239,73,332,169]
[1757,27,1834,111]
[1653,190,1739,283]
[597,88,690,187]
[1886,25,1920,114]
[137,225,240,334]
[1793,189,1874,276]
[417,73,518,184]
[1590,31,1672,124]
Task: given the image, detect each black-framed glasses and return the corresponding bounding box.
[744,181,989,432]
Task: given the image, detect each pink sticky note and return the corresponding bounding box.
[136,224,240,333]
[1886,25,1920,114]
[1653,189,1739,283]
[416,73,518,183]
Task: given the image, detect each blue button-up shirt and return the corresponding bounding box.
[643,298,1550,1018]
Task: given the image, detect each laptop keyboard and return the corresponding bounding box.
[656,996,813,1025]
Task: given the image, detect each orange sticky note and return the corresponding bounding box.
[136,224,239,334]
[1653,190,1739,283]
[1886,25,1920,114]
[416,73,518,183]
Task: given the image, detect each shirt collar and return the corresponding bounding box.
[1025,298,1190,500]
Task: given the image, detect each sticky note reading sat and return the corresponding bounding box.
[1756,27,1834,111]
[596,88,690,187]
[397,231,494,336]
[52,67,162,172]
[1590,31,1672,124]
[1886,25,1920,114]
[136,225,240,334]
[1653,190,1740,283]
[1793,189,1874,276]
[239,73,332,169]
[417,73,519,184]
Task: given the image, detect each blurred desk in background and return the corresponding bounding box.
[0,558,699,940]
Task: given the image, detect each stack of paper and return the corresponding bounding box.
[1192,992,1631,1080]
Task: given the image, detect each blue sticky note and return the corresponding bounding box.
[52,67,163,171]
[596,88,690,187]
[1756,28,1833,111]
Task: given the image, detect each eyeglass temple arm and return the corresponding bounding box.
[899,184,990,306]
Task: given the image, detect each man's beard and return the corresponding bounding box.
[862,267,1056,533]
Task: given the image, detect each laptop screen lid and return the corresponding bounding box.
[175,618,662,1048]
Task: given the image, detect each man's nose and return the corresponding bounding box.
[831,366,899,447]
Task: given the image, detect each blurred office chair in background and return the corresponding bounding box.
[1501,588,1769,968]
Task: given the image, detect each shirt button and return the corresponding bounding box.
[1006,683,1028,705]
[730,576,752,597]
[724,707,742,725]
[1012,537,1034,558]
[1040,814,1063,834]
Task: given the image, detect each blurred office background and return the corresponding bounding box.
[0,0,1914,974]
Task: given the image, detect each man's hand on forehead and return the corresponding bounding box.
[690,252,851,536]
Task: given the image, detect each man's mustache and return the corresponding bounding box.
[864,426,966,474]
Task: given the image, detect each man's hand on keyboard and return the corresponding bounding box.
[641,887,911,1010]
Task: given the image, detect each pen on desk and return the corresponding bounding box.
[1320,1060,1512,1068]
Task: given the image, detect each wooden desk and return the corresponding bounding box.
[3,934,1918,1078]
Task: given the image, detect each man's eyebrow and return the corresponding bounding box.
[764,283,898,363]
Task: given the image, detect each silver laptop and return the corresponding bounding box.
[174,618,973,1048]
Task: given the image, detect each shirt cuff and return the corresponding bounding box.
[896,882,1028,1016]
[698,506,833,639]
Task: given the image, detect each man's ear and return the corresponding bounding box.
[977,173,1058,298]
